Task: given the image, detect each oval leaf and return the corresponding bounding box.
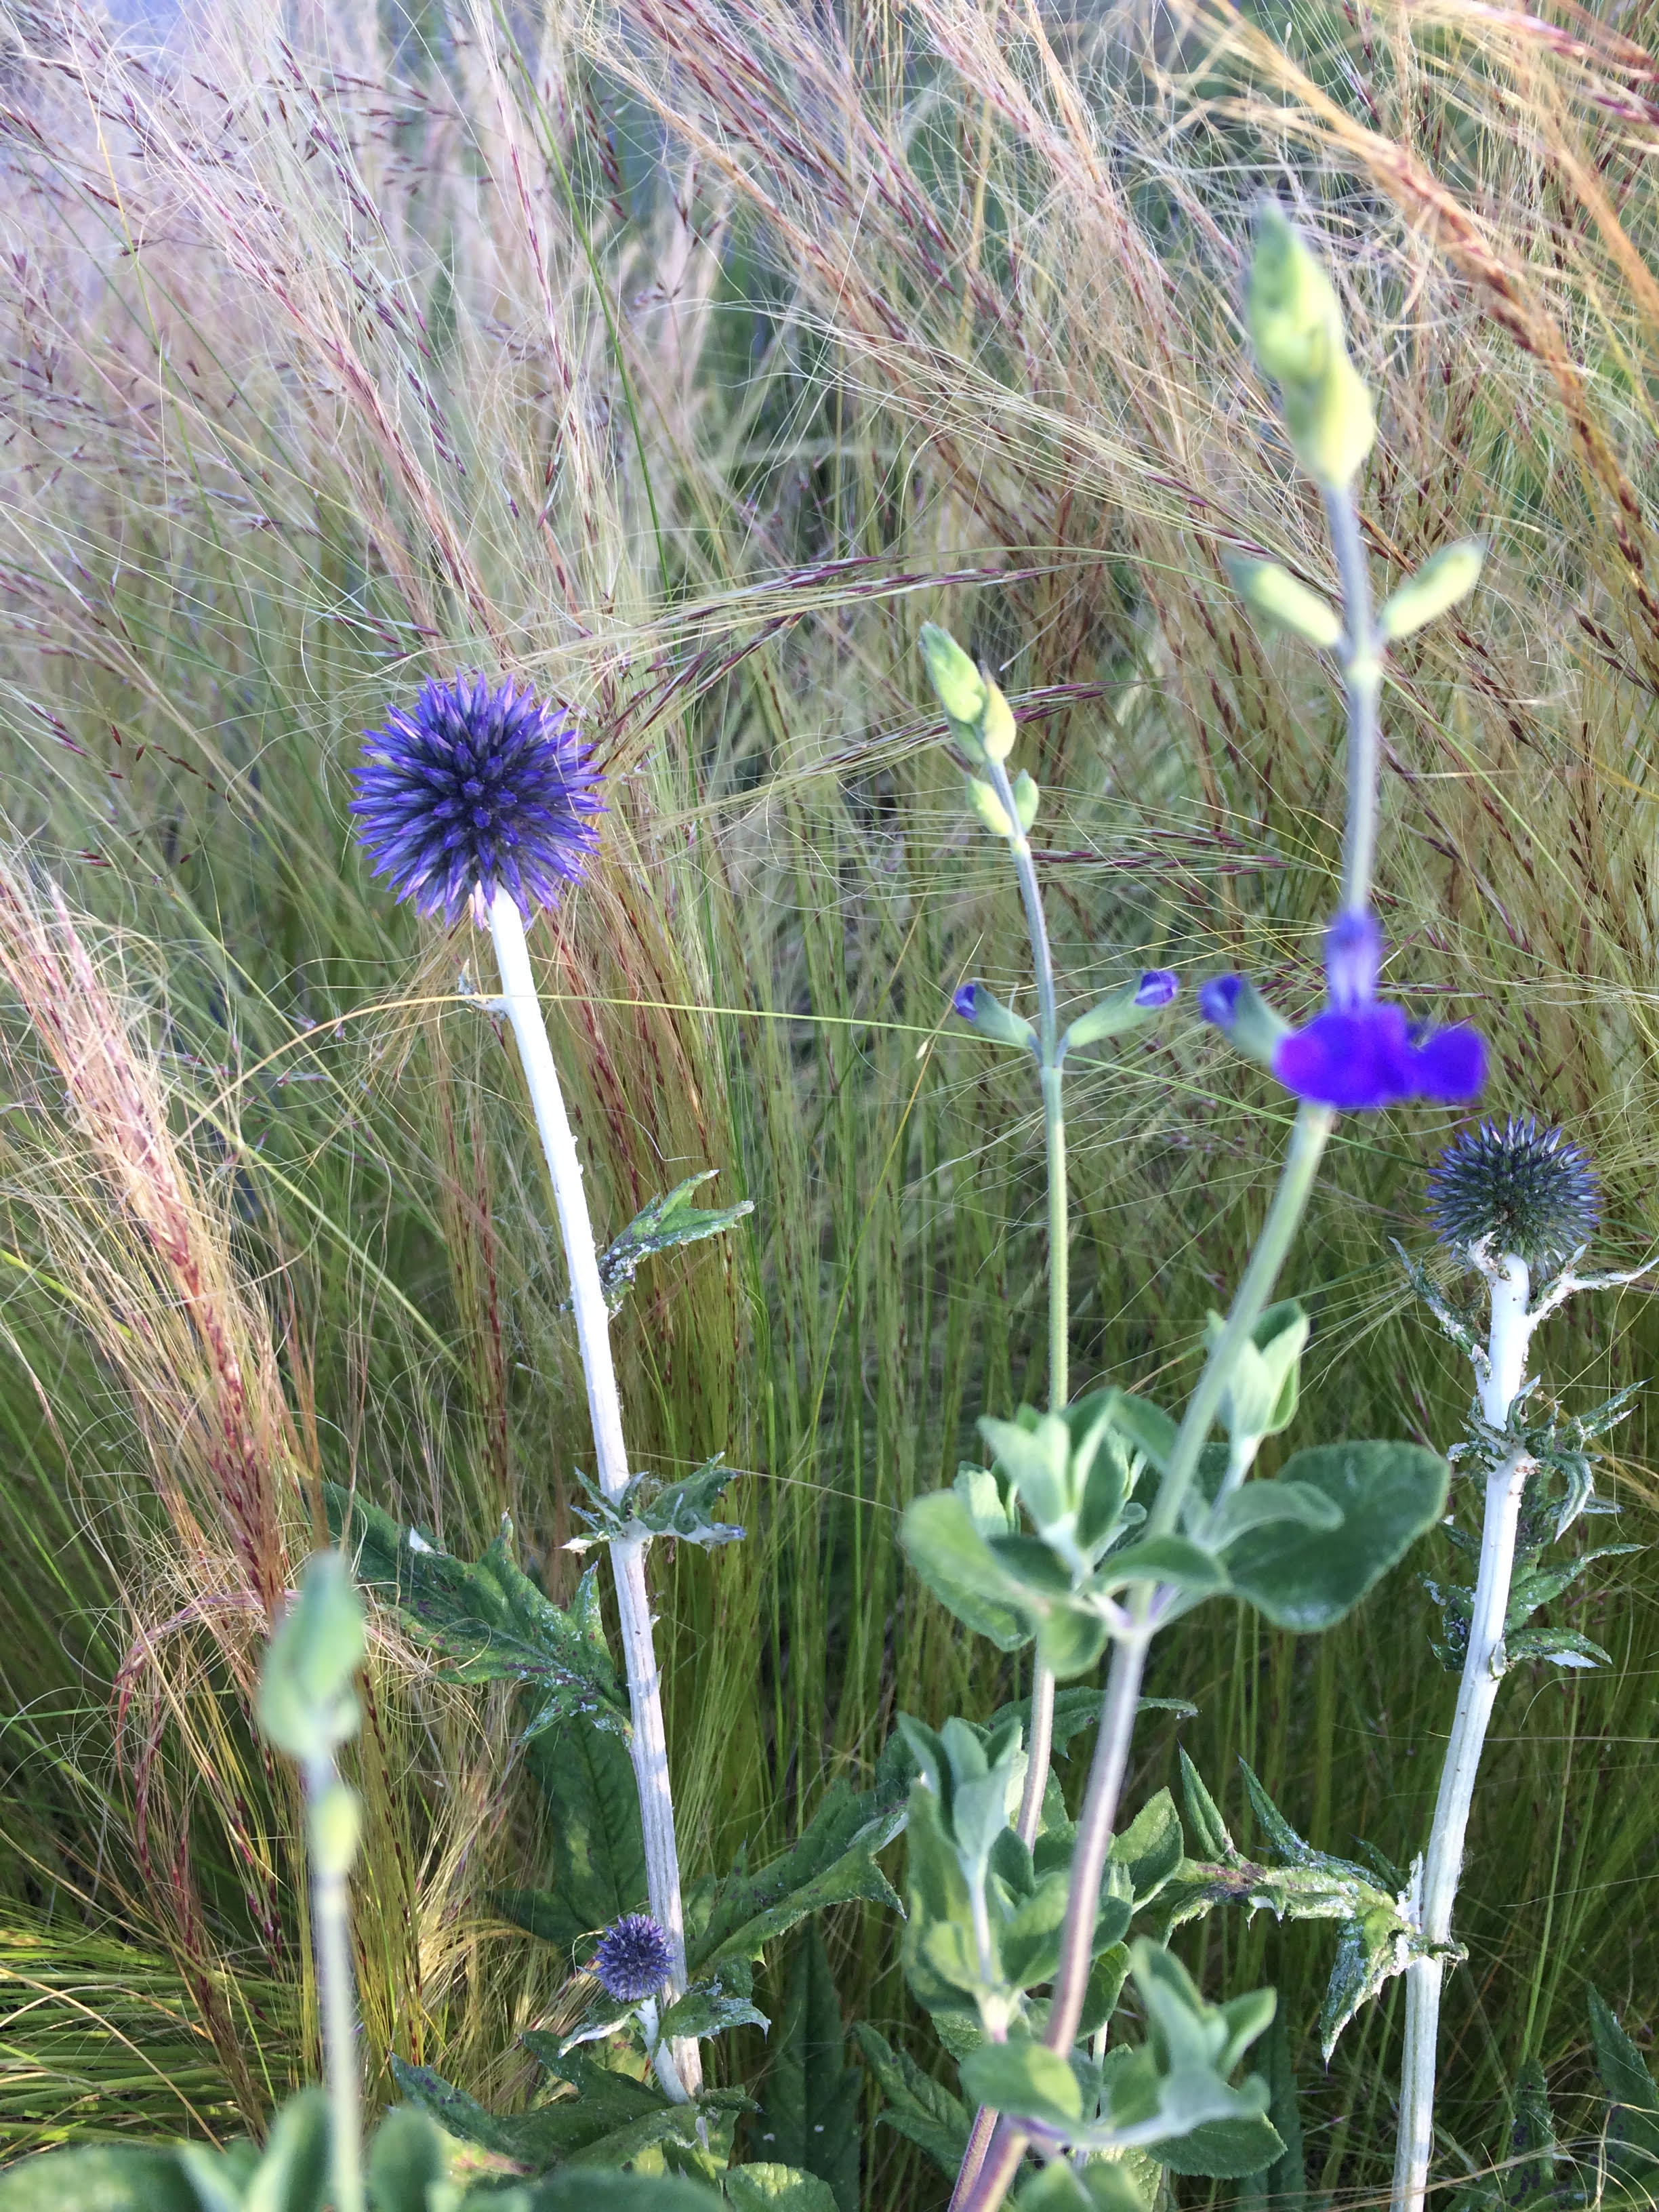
[1226,1442,1448,1631]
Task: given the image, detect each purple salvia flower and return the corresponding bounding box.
[592,1912,674,2002]
[352,673,603,926]
[953,981,981,1022]
[1273,909,1484,1111]
[1197,975,1244,1030]
[1134,969,1179,1010]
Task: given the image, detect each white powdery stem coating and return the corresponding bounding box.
[305,1754,365,2212]
[1393,1252,1532,2212]
[487,890,701,2097]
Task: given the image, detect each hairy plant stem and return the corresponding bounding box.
[1393,1256,1533,2212]
[487,889,699,2097]
[957,470,1372,2212]
[304,1755,364,2212]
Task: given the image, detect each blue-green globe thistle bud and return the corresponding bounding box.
[1428,1115,1600,1269]
[920,623,989,731]
[258,1551,367,1764]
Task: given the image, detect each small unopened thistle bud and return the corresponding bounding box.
[1427,1115,1600,1270]
[592,1913,674,2002]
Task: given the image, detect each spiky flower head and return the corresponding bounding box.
[352,673,602,926]
[1427,1115,1600,1270]
[592,1913,673,2003]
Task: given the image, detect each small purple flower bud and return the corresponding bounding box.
[1325,909,1382,1012]
[1198,975,1244,1030]
[953,981,981,1022]
[1134,969,1179,1010]
[592,1913,674,2002]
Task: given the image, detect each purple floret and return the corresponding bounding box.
[1273,908,1484,1111]
[592,1913,674,2002]
[1134,969,1179,1010]
[352,672,603,925]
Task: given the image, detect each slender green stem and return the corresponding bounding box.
[304,1755,364,2212]
[1324,485,1382,914]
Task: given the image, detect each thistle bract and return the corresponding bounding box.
[352,674,602,925]
[1428,1115,1599,1269]
[592,1913,674,2002]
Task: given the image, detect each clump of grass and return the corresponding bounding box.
[0,0,1654,2199]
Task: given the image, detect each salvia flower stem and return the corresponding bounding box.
[976,744,1067,1847]
[304,1750,365,2212]
[487,888,699,2097]
[1393,1255,1533,2212]
[947,743,1071,2212]
[958,464,1376,2212]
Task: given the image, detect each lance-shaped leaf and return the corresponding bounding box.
[1377,539,1484,642]
[1589,1991,1659,2188]
[899,1473,1033,1651]
[755,1925,861,2212]
[852,2022,970,2178]
[595,1171,754,1312]
[567,1458,745,1554]
[1225,557,1343,651]
[327,1486,628,1740]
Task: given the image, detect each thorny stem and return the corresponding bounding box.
[1393,1256,1532,2212]
[957,472,1374,2212]
[487,890,699,2098]
[304,1755,364,2212]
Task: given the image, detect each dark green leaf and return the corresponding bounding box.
[1111,1790,1183,1904]
[1505,2057,1557,2204]
[1225,1444,1449,1631]
[1504,1626,1612,1671]
[1099,1537,1227,1597]
[596,1172,754,1311]
[392,2052,689,2173]
[754,1926,861,2212]
[328,1486,628,1740]
[1252,2012,1305,2212]
[527,1720,648,1938]
[659,1980,771,2043]
[851,2022,969,2177]
[495,1883,587,1958]
[1017,2161,1147,2212]
[1179,1750,1234,1860]
[567,1459,745,1555]
[524,2173,724,2212]
[960,2040,1084,2127]
[1588,1990,1659,2182]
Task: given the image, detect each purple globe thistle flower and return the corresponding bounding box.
[351,673,602,926]
[592,1913,674,2003]
[1272,910,1484,1112]
[1428,1115,1599,1269]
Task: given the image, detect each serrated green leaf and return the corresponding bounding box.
[1160,2112,1286,2179]
[527,1719,648,1939]
[595,1172,754,1311]
[753,1926,859,2212]
[851,2022,970,2178]
[525,2173,725,2211]
[1504,1626,1612,1671]
[567,1458,745,1555]
[1588,1990,1659,2182]
[658,1980,771,2043]
[1225,1443,1448,1631]
[327,1486,627,1739]
[495,1883,588,1958]
[722,2167,838,2212]
[1111,1790,1184,1904]
[1179,1750,1234,1860]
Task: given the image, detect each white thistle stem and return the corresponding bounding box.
[487,889,701,2097]
[1393,1252,1532,2212]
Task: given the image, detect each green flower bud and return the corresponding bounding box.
[1378,539,1486,642]
[308,1776,363,1879]
[1206,1298,1309,1443]
[1012,770,1040,832]
[953,981,1037,1054]
[981,683,1017,763]
[920,623,989,730]
[258,1550,366,1764]
[1225,557,1343,651]
[964,775,1014,838]
[1248,205,1344,387]
[1282,346,1376,489]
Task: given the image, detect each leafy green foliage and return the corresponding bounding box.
[517,1720,649,1954]
[851,2024,970,2178]
[327,1486,627,1740]
[722,2168,838,2212]
[594,1172,754,1313]
[1588,1990,1659,2189]
[1224,1443,1449,1631]
[0,2146,201,2212]
[390,2049,731,2173]
[753,1927,861,2212]
[566,1459,745,1554]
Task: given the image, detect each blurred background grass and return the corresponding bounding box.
[0,0,1654,2199]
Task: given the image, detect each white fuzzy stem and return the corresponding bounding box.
[487,890,700,2096]
[1393,1254,1532,2212]
[304,1756,364,2212]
